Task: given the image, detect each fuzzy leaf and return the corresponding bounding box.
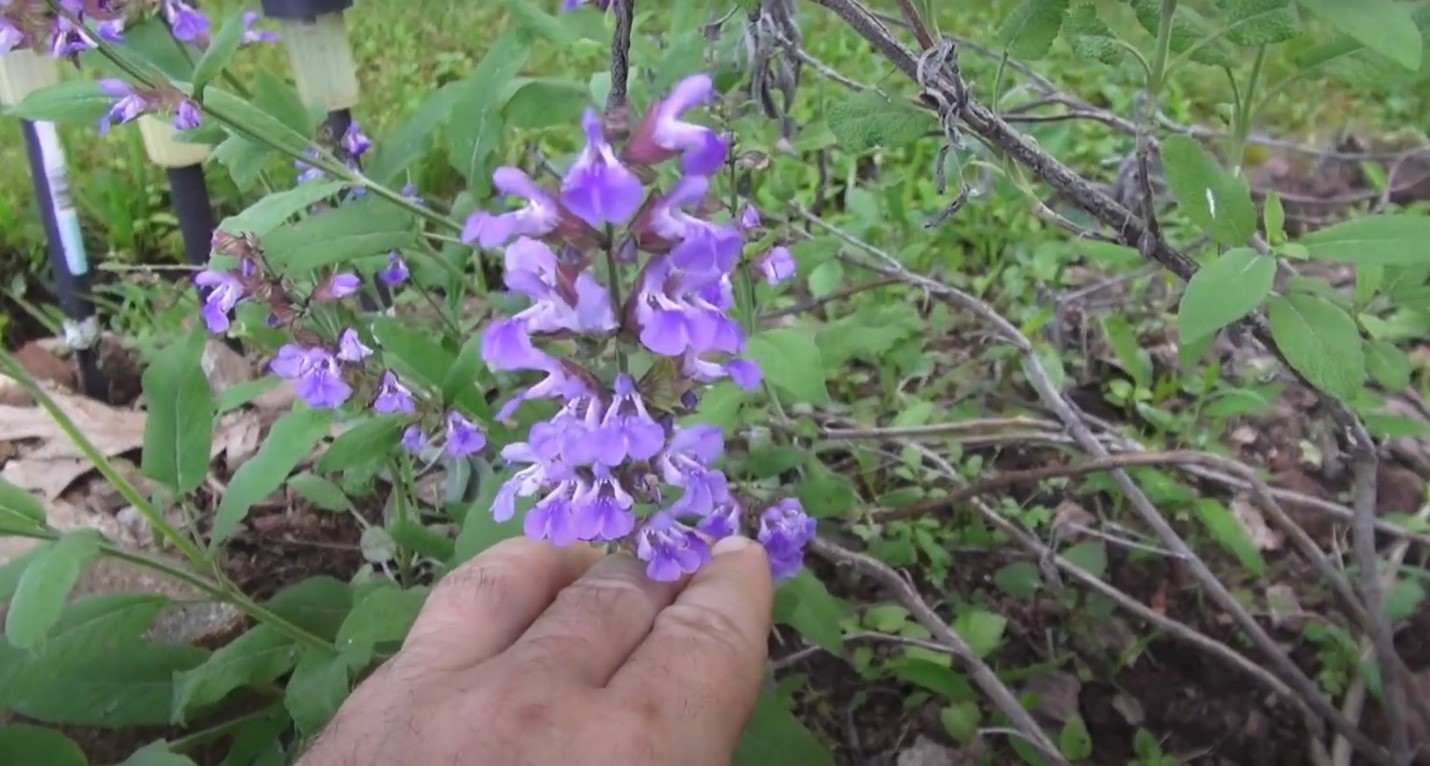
[1178,248,1275,341]
[1266,293,1366,399]
[1297,0,1422,71]
[1217,0,1301,46]
[825,91,937,153]
[1065,3,1123,64]
[997,0,1070,60]
[1160,135,1257,246]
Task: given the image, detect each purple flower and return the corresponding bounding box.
[591,374,666,466]
[656,425,730,519]
[501,237,616,336]
[193,266,246,333]
[444,411,486,458]
[739,204,761,231]
[335,328,372,363]
[96,18,125,43]
[313,272,360,302]
[400,425,426,454]
[172,99,201,131]
[240,11,278,45]
[626,74,728,175]
[49,15,94,57]
[697,499,742,540]
[401,184,426,207]
[378,252,409,286]
[341,123,372,158]
[2,19,24,55]
[636,514,710,582]
[463,168,563,249]
[756,246,796,285]
[524,479,586,545]
[162,0,210,43]
[372,372,416,414]
[756,498,816,580]
[633,175,741,272]
[493,438,567,523]
[570,465,636,541]
[683,352,763,391]
[97,80,149,133]
[271,345,353,410]
[561,0,611,10]
[560,109,645,229]
[632,256,739,357]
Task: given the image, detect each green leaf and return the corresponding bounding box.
[141,324,214,495]
[12,642,208,728]
[998,0,1070,60]
[825,90,937,153]
[1065,3,1123,64]
[6,530,102,650]
[1129,0,1231,65]
[287,472,354,513]
[994,562,1043,599]
[0,476,45,525]
[5,81,114,125]
[1366,340,1411,391]
[503,78,591,130]
[940,702,982,743]
[389,517,455,561]
[446,31,530,189]
[336,584,429,655]
[1191,499,1267,576]
[453,462,525,563]
[1160,135,1256,246]
[806,260,844,299]
[1300,214,1430,267]
[263,197,417,274]
[772,570,848,654]
[373,318,457,390]
[203,87,313,157]
[0,724,87,766]
[285,648,353,740]
[192,10,247,92]
[172,624,300,723]
[747,328,830,405]
[211,408,334,548]
[119,741,198,766]
[951,610,1007,659]
[1296,0,1422,71]
[318,415,407,473]
[1059,716,1094,760]
[733,691,835,766]
[1062,541,1107,577]
[365,82,463,186]
[266,576,353,642]
[1218,0,1301,46]
[502,0,578,45]
[0,545,45,603]
[1266,293,1366,399]
[1263,191,1286,244]
[220,180,347,236]
[25,593,170,674]
[1177,248,1275,342]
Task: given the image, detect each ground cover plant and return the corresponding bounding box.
[1,0,1429,764]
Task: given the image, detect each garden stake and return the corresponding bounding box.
[259,0,387,310]
[0,48,108,400]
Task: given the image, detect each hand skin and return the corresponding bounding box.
[297,534,775,766]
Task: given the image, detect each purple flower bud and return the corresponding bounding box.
[378,251,409,286]
[162,0,210,43]
[626,74,728,175]
[372,372,416,414]
[756,498,816,580]
[560,109,646,229]
[462,167,562,249]
[636,513,710,582]
[756,245,796,286]
[444,411,486,458]
[341,123,372,158]
[193,267,246,333]
[50,16,95,57]
[171,99,202,131]
[240,11,278,45]
[335,328,372,363]
[313,272,360,302]
[271,345,352,410]
[697,500,742,541]
[683,352,763,391]
[561,0,611,10]
[400,424,426,454]
[96,18,125,43]
[739,204,761,231]
[633,175,740,268]
[97,80,150,134]
[400,184,426,207]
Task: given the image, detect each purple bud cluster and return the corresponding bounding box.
[3,1,276,134]
[466,73,811,582]
[297,122,374,190]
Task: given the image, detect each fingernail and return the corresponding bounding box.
[712,535,755,557]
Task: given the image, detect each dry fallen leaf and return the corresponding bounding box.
[201,339,254,395]
[1230,494,1284,551]
[214,410,264,472]
[0,391,147,500]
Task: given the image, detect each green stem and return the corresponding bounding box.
[603,226,629,375]
[169,703,283,753]
[1147,0,1179,96]
[1229,44,1267,176]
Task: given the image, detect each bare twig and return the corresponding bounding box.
[809,536,1068,764]
[758,277,900,321]
[788,199,1395,765]
[605,0,635,115]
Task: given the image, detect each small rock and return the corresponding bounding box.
[201,340,254,396]
[1023,671,1082,725]
[896,736,977,766]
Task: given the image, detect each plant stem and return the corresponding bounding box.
[603,226,629,375]
[1148,0,1179,96]
[1229,44,1267,175]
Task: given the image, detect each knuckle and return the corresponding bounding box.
[653,603,763,667]
[557,571,659,619]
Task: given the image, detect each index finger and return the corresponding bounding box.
[605,536,774,757]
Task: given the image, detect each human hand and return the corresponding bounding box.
[298,533,774,766]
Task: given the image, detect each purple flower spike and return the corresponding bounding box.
[592,375,667,466]
[193,267,245,333]
[335,328,372,363]
[636,514,710,582]
[626,74,728,175]
[757,498,816,580]
[271,345,352,410]
[492,439,567,523]
[444,411,486,458]
[697,500,742,541]
[162,0,210,43]
[400,425,426,454]
[560,110,645,229]
[378,252,409,286]
[373,372,416,414]
[757,245,796,285]
[341,123,372,158]
[462,167,562,249]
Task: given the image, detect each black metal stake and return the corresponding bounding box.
[20,119,108,400]
[165,164,217,266]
